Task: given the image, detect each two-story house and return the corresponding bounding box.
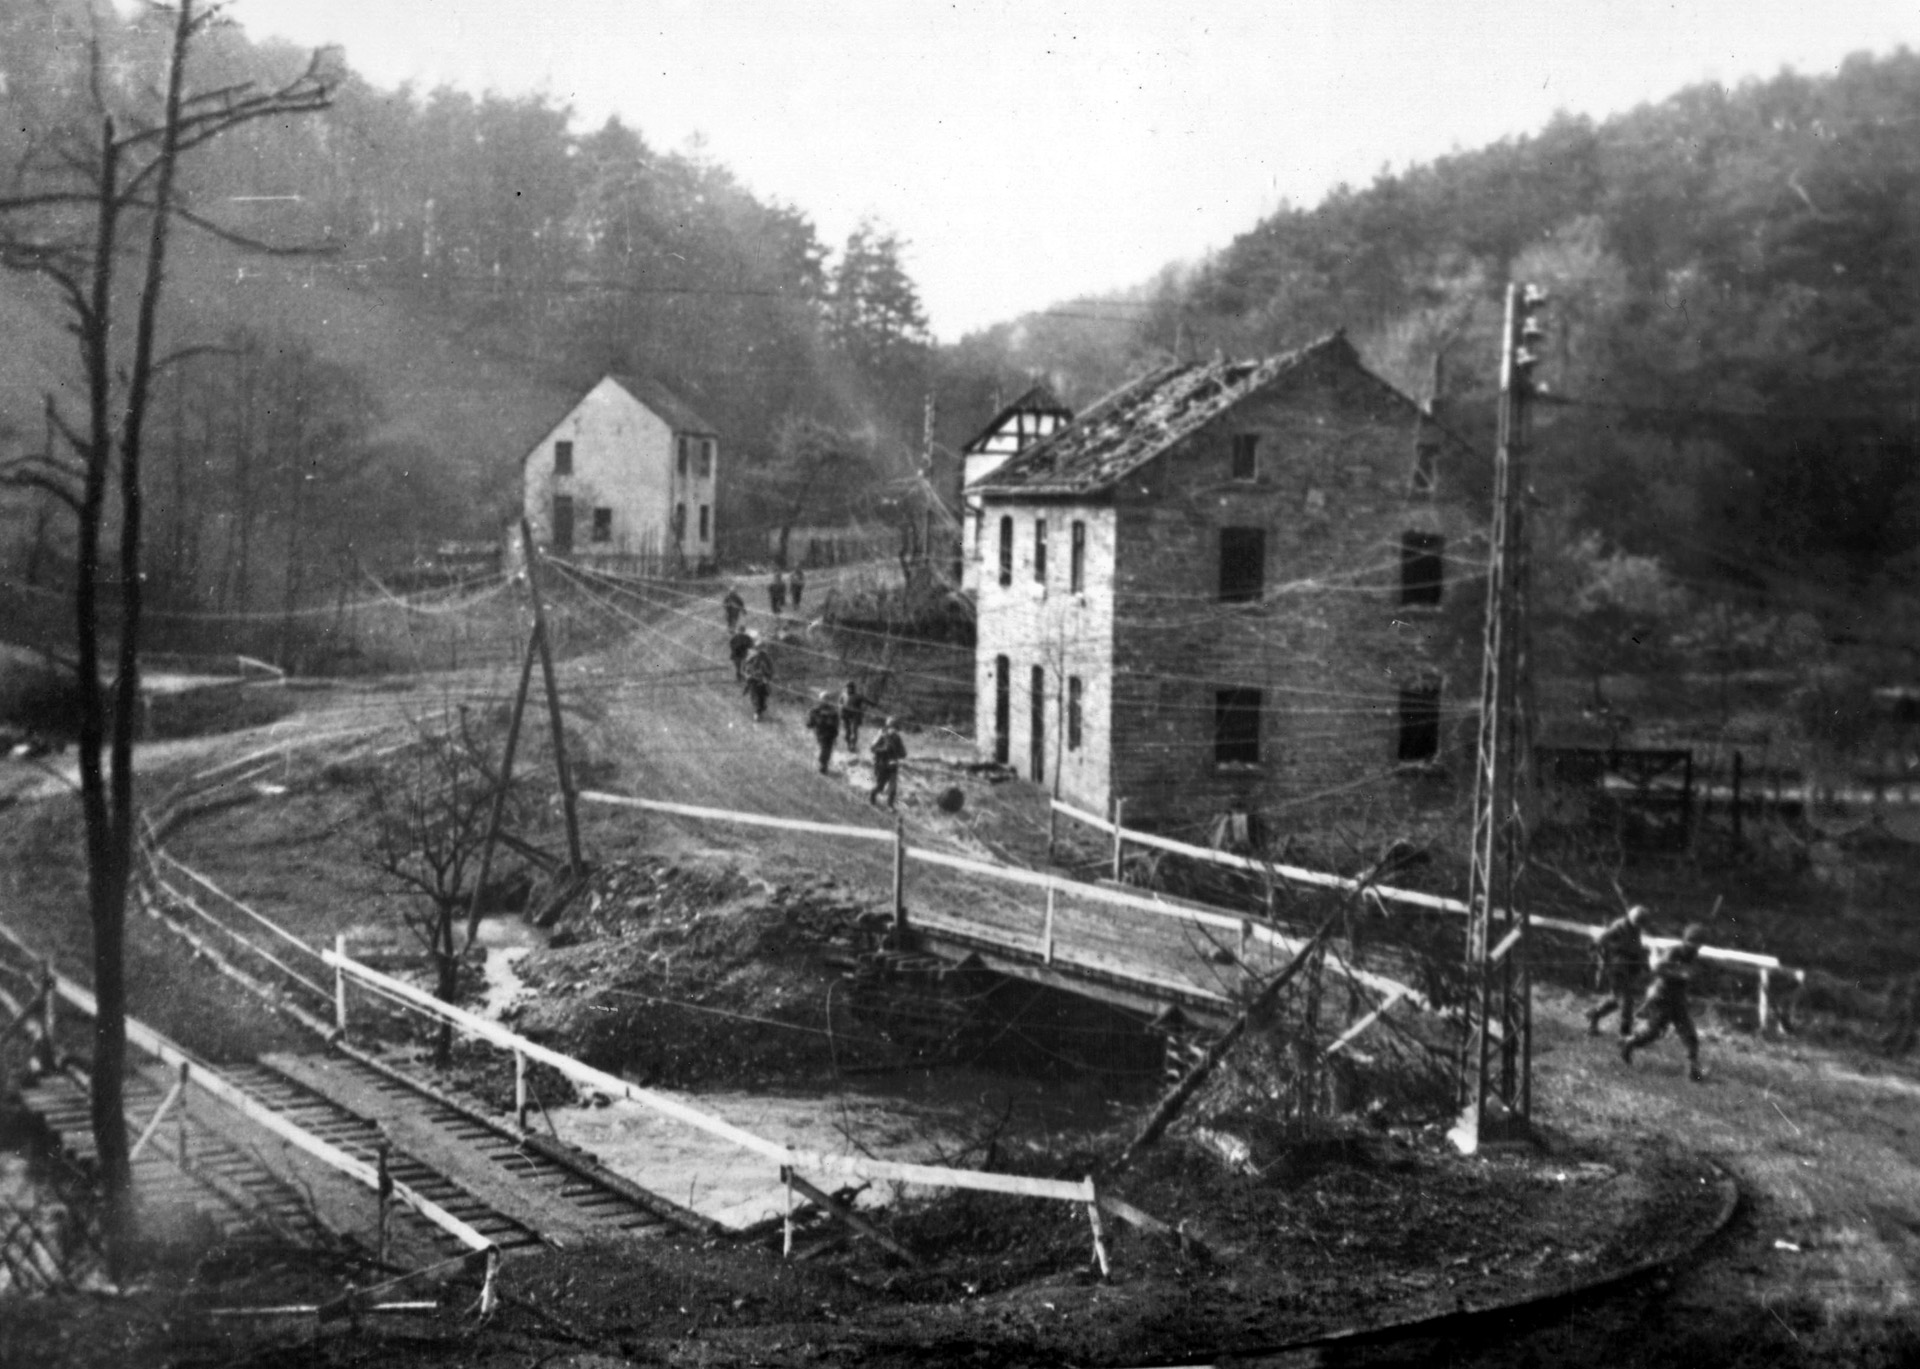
[520,375,718,568]
[967,334,1484,839]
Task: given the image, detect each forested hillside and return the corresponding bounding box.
[0,3,937,621]
[964,49,1920,636]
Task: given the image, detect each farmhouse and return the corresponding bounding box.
[958,382,1074,595]
[520,375,718,568]
[967,334,1486,841]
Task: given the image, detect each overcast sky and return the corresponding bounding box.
[234,0,1919,341]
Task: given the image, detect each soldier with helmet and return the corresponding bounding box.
[1622,923,1711,1082]
[805,690,841,774]
[1587,904,1653,1038]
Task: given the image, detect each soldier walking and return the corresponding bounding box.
[1587,905,1652,1037]
[728,625,754,680]
[805,691,841,774]
[769,570,787,616]
[742,638,774,722]
[1622,923,1710,1082]
[790,565,806,609]
[722,586,745,631]
[868,717,906,809]
[837,679,872,749]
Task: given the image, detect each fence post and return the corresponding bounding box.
[1110,797,1126,882]
[38,962,55,1071]
[376,1140,393,1266]
[892,814,907,931]
[782,1164,795,1259]
[333,934,348,1038]
[1042,885,1056,966]
[1756,968,1771,1034]
[1082,1175,1110,1279]
[514,1050,528,1131]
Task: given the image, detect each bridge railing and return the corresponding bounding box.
[580,790,1429,1018]
[0,923,499,1308]
[323,947,1150,1273]
[1049,796,1804,1029]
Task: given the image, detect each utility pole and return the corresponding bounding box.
[1453,282,1547,1155]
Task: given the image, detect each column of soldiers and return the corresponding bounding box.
[1587,904,1710,1083]
[720,583,904,805]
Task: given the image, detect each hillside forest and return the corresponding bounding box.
[1,4,1918,696]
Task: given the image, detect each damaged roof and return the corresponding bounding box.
[970,334,1438,497]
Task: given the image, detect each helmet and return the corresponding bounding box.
[1626,905,1650,927]
[1682,923,1708,946]
[817,691,829,702]
[885,716,898,728]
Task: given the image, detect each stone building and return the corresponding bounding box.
[520,375,718,568]
[958,382,1073,595]
[967,334,1485,841]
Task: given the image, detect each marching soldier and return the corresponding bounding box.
[769,569,787,616]
[805,691,841,774]
[1622,923,1710,1082]
[728,625,754,680]
[722,586,745,631]
[790,565,806,609]
[742,637,774,722]
[837,678,872,749]
[868,717,907,809]
[1587,905,1653,1038]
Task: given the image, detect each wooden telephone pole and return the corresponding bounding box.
[1453,282,1547,1155]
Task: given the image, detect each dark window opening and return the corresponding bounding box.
[591,507,613,542]
[699,440,715,478]
[698,504,710,539]
[1215,688,1262,767]
[1231,433,1260,480]
[1398,682,1442,762]
[997,516,1013,587]
[1070,520,1086,593]
[1219,527,1265,603]
[993,656,1010,764]
[554,440,573,475]
[1400,531,1445,606]
[551,494,574,552]
[672,503,687,542]
[1068,676,1083,751]
[1034,518,1047,584]
[676,437,689,477]
[1030,665,1047,783]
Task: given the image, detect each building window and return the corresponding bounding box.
[1070,520,1086,593]
[993,655,1011,764]
[591,507,613,543]
[676,437,689,477]
[699,440,715,478]
[1068,676,1083,751]
[1398,681,1442,762]
[1030,665,1047,783]
[1034,518,1047,585]
[1219,527,1265,603]
[551,494,574,552]
[998,516,1013,587]
[1401,532,1445,606]
[1231,433,1260,481]
[672,503,687,542]
[554,440,573,475]
[1215,688,1262,767]
[698,505,710,539]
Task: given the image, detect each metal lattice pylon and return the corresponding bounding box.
[1452,282,1542,1154]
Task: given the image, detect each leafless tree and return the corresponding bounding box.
[0,0,335,1271]
[365,708,525,1066]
